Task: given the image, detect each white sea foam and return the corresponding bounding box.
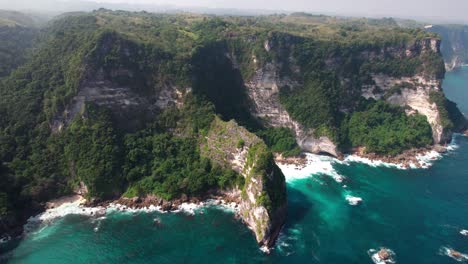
[345,195,363,206]
[275,226,304,257]
[172,202,203,215]
[439,246,468,262]
[106,203,163,214]
[279,134,460,182]
[24,197,105,233]
[460,229,468,236]
[24,195,239,236]
[416,150,443,169]
[447,134,461,151]
[344,155,406,169]
[0,235,11,244]
[277,153,346,183]
[259,245,270,254]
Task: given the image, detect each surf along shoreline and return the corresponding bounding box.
[2,135,464,255]
[275,134,464,171]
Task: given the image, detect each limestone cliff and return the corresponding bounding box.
[244,33,465,152]
[201,117,287,249]
[50,32,186,133]
[362,74,448,143]
[245,41,339,157]
[427,25,468,71]
[49,31,287,249]
[360,37,466,144]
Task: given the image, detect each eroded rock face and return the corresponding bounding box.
[362,73,449,144]
[427,25,468,71]
[201,118,287,249]
[51,68,185,133]
[245,61,339,157]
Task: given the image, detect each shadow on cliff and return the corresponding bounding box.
[191,41,261,130]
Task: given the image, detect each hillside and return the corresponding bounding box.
[0,10,466,248]
[0,10,51,77]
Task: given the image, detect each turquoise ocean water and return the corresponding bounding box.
[1,68,468,263]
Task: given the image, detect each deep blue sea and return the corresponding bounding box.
[1,68,467,263]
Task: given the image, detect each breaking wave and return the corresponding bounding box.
[277,153,346,183]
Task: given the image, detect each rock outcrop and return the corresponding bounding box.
[50,33,186,133]
[362,74,448,143]
[245,45,339,157]
[201,117,287,249]
[427,25,468,71]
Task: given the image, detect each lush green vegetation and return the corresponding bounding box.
[429,91,467,132]
[345,101,433,155]
[244,142,286,214]
[0,26,38,77]
[0,9,464,235]
[257,128,301,157]
[64,105,123,199]
[123,131,242,200]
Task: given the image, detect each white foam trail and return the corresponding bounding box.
[344,155,406,169]
[24,197,106,233]
[106,203,163,214]
[439,246,468,262]
[447,134,461,151]
[415,151,442,169]
[345,195,363,206]
[460,229,468,236]
[275,226,304,257]
[259,245,270,254]
[24,196,240,236]
[277,153,346,183]
[171,202,203,215]
[0,235,11,244]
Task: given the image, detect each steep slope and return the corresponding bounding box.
[0,11,287,247]
[0,10,51,77]
[239,31,463,156]
[201,117,286,248]
[0,25,38,77]
[0,10,467,247]
[427,25,468,71]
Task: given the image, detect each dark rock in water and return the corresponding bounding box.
[161,201,172,211]
[449,249,462,258]
[378,248,391,260]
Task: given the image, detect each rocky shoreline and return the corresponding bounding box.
[87,191,242,214]
[1,191,245,247]
[348,145,446,169]
[274,144,452,169]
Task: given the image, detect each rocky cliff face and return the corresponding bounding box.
[50,33,287,249]
[201,117,287,249]
[428,25,468,71]
[359,38,464,144]
[51,33,186,133]
[245,42,339,157]
[51,68,185,133]
[245,35,461,151]
[362,74,449,143]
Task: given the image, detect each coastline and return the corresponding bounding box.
[5,135,464,252]
[275,138,462,171]
[19,191,242,242]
